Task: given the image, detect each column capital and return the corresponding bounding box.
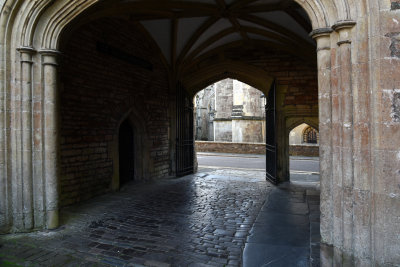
[39,49,61,66]
[310,28,333,52]
[38,49,61,56]
[17,46,36,63]
[332,20,356,32]
[17,46,36,54]
[310,27,333,40]
[332,20,356,46]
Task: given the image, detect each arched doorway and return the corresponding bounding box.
[119,119,135,186]
[288,122,320,185]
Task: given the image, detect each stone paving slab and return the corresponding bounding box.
[242,182,321,267]
[242,243,310,267]
[0,171,272,267]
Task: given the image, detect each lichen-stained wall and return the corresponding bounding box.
[60,18,170,206]
[214,121,232,142]
[232,79,264,117]
[214,79,233,141]
[214,79,233,120]
[194,85,215,141]
[369,1,400,264]
[232,120,264,143]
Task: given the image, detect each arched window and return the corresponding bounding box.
[303,126,319,144]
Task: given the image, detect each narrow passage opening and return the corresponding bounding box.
[289,123,320,186]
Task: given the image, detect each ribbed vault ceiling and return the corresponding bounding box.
[76,0,315,69]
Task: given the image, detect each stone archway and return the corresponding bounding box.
[1,0,399,265]
[0,0,348,236]
[182,61,275,97]
[283,117,320,179]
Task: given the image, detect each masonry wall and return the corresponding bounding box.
[214,121,232,142]
[195,141,319,156]
[59,18,170,206]
[195,141,266,154]
[369,1,400,263]
[232,120,264,143]
[194,85,215,141]
[217,48,319,107]
[289,145,319,157]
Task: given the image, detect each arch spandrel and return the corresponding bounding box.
[34,0,99,49]
[287,118,320,133]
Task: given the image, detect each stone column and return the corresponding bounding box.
[17,47,36,230]
[0,42,7,231]
[39,49,60,230]
[332,20,356,261]
[310,28,333,245]
[276,84,288,182]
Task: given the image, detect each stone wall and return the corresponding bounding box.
[60,18,170,206]
[213,121,232,142]
[194,85,215,141]
[196,141,319,157]
[232,120,264,143]
[218,50,318,107]
[289,145,319,157]
[214,79,233,120]
[196,141,266,154]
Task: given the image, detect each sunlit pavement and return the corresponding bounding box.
[0,168,320,267]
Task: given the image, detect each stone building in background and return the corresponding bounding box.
[195,79,265,143]
[194,85,215,141]
[289,123,319,145]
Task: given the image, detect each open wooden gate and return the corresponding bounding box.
[265,80,277,184]
[176,82,194,177]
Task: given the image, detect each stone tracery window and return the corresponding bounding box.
[303,126,319,144]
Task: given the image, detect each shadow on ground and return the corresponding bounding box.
[0,168,320,267]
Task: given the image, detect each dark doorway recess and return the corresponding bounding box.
[176,82,194,177]
[119,119,135,185]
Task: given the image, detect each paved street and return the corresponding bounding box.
[0,172,272,266]
[0,156,320,267]
[198,153,320,186]
[197,153,319,174]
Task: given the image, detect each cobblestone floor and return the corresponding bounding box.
[0,170,273,267]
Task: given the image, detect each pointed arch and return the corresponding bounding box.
[182,60,274,97]
[111,108,151,191]
[288,117,319,133]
